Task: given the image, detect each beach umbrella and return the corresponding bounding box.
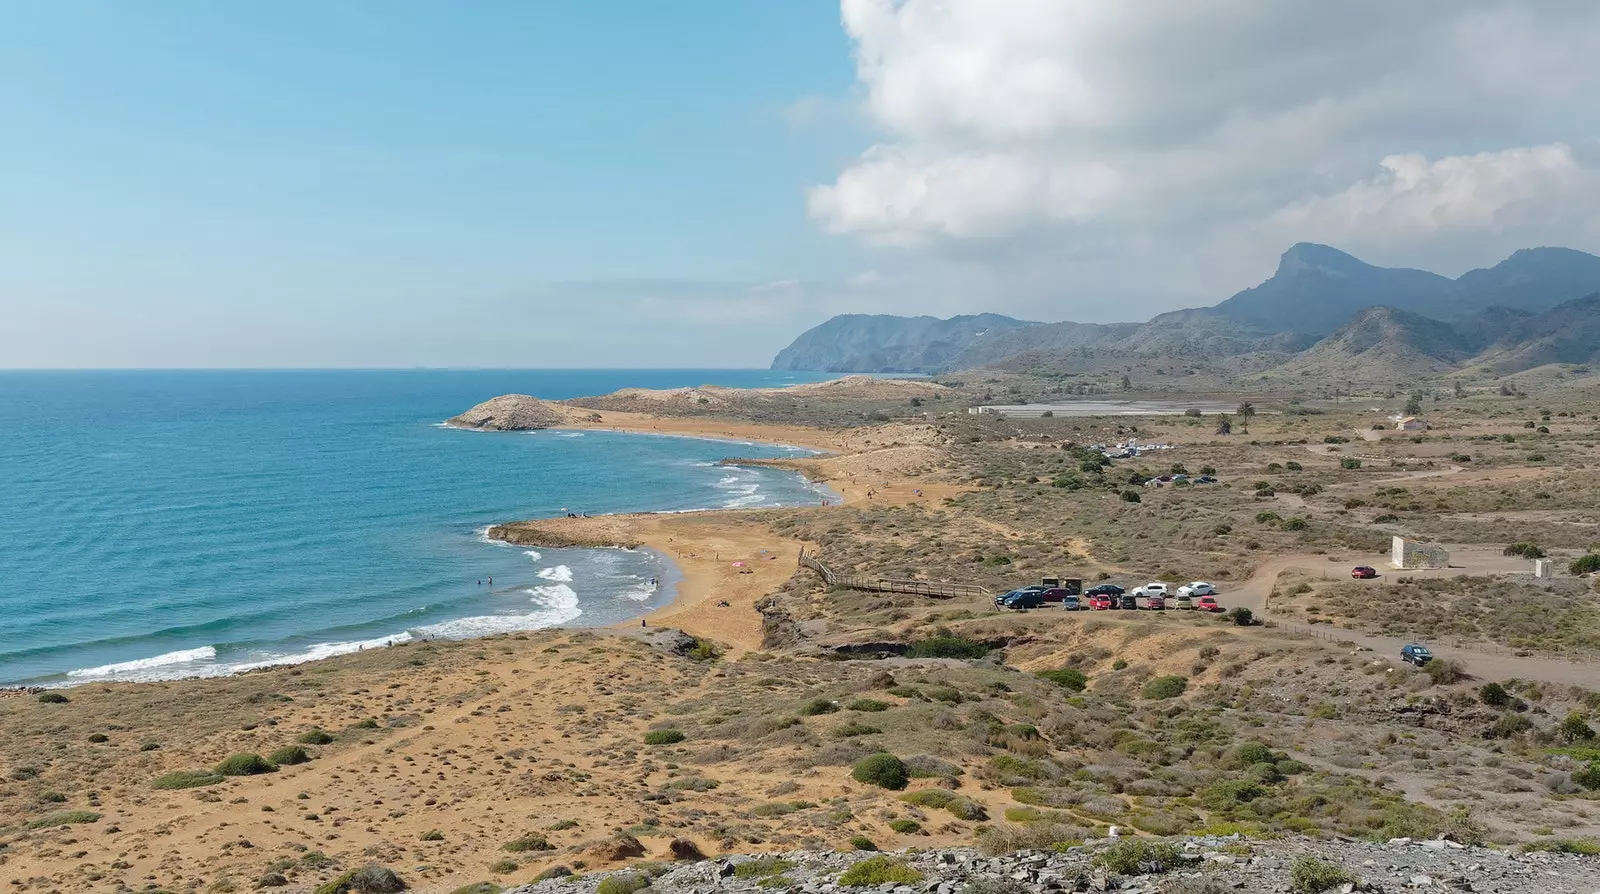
[731,561,746,568]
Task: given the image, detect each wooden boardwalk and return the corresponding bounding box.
[798,549,991,600]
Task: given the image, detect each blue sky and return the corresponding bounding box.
[1,2,865,367]
[6,2,1600,368]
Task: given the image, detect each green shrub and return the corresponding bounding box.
[594,874,649,894]
[297,728,335,745]
[848,699,890,712]
[1489,713,1534,738]
[851,753,909,790]
[1523,838,1600,855]
[1569,554,1600,575]
[87,733,109,743]
[1111,658,1128,670]
[686,639,720,661]
[898,789,955,809]
[1503,542,1546,559]
[1573,762,1600,791]
[836,721,882,737]
[905,636,990,659]
[37,692,69,704]
[644,729,687,745]
[1121,490,1142,503]
[1339,458,1361,470]
[152,770,224,790]
[268,745,311,766]
[733,857,797,879]
[354,717,381,730]
[312,864,407,894]
[1093,840,1183,875]
[24,810,101,829]
[1283,517,1310,530]
[1560,712,1596,743]
[1035,668,1088,692]
[945,796,989,821]
[534,867,573,881]
[888,819,921,834]
[447,884,502,894]
[848,835,878,851]
[1290,856,1359,893]
[801,698,839,716]
[1142,676,1188,700]
[420,830,444,841]
[215,753,277,776]
[503,834,554,852]
[1425,659,1463,685]
[1478,682,1510,706]
[838,856,923,887]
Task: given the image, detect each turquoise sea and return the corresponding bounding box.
[0,370,834,685]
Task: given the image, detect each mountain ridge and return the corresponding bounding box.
[771,244,1600,381]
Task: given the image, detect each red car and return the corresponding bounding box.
[1351,566,1379,579]
[1196,596,1223,612]
[1088,594,1113,610]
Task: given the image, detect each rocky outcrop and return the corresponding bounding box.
[506,838,1600,894]
[447,394,565,431]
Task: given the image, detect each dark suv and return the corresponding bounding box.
[1085,584,1125,597]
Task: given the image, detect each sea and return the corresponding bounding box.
[0,369,838,686]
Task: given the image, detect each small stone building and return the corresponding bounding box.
[1391,536,1449,569]
[1395,416,1428,431]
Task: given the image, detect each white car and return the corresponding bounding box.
[1132,582,1169,598]
[1177,581,1216,598]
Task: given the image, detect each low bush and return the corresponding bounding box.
[297,728,335,745]
[851,753,909,790]
[847,835,878,851]
[848,698,890,712]
[898,789,955,809]
[1479,682,1510,706]
[1093,840,1184,875]
[1425,659,1463,685]
[152,770,224,790]
[888,819,921,833]
[24,810,101,829]
[313,864,407,894]
[945,796,989,821]
[1035,667,1088,692]
[905,636,991,659]
[268,745,311,766]
[1523,838,1600,855]
[838,856,923,887]
[733,857,797,878]
[643,729,687,745]
[800,699,839,716]
[1504,542,1547,559]
[1142,676,1188,700]
[87,733,109,743]
[420,830,444,841]
[1289,856,1359,893]
[37,692,69,704]
[534,867,573,882]
[503,834,554,852]
[447,884,502,894]
[594,874,649,894]
[1568,554,1600,575]
[216,753,277,776]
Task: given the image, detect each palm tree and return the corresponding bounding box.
[1236,401,1256,421]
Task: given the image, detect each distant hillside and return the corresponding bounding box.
[1272,306,1476,383]
[1474,293,1600,373]
[769,243,1600,381]
[769,313,1033,373]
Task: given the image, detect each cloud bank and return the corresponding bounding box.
[807,0,1600,316]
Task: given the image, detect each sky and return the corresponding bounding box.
[5,1,1600,368]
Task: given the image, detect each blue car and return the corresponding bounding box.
[1401,643,1433,666]
[1000,591,1045,610]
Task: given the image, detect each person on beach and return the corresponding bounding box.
[487,576,492,586]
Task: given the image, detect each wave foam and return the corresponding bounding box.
[523,549,542,561]
[414,584,582,638]
[537,564,573,582]
[230,633,414,674]
[67,646,218,680]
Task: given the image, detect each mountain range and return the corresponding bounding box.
[770,244,1600,381]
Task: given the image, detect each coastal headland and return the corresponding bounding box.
[4,376,1600,893]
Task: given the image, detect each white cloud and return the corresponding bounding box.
[808,0,1600,310]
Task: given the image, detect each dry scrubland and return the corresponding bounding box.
[5,377,1600,892]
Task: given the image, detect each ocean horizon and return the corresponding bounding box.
[0,369,836,686]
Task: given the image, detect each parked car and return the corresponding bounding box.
[1085,584,1125,597]
[1171,594,1194,610]
[1039,587,1075,603]
[1001,591,1045,610]
[1132,582,1169,598]
[1061,594,1082,611]
[1142,594,1166,610]
[1087,594,1113,610]
[1177,581,1215,598]
[1401,643,1433,666]
[1196,595,1223,612]
[1118,593,1139,610]
[1195,475,1217,484]
[1351,566,1379,579]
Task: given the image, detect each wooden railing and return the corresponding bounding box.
[798,549,991,599]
